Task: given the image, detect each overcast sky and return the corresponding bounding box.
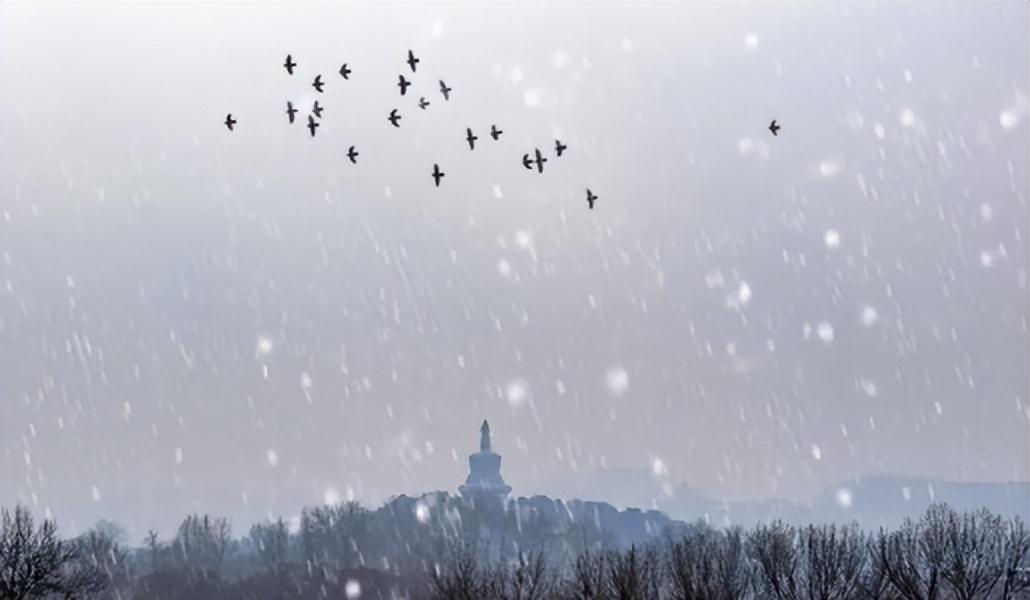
[1,2,1027,538]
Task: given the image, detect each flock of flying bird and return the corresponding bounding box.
[223,50,784,211]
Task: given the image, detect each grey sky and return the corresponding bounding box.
[1,2,1027,539]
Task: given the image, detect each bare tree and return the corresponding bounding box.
[606,544,661,600]
[250,518,290,572]
[144,529,161,572]
[795,523,867,600]
[68,522,131,599]
[0,505,107,600]
[429,545,492,600]
[934,507,1007,600]
[301,501,370,569]
[997,517,1030,600]
[667,522,750,600]
[171,513,233,572]
[564,550,608,600]
[857,532,892,600]
[748,521,800,600]
[491,550,556,600]
[874,507,946,600]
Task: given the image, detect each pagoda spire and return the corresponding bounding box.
[480,420,491,452]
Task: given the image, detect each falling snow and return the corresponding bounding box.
[0,1,1024,556]
[605,367,630,395]
[505,379,528,407]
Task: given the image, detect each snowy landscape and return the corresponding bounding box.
[1,2,1028,598]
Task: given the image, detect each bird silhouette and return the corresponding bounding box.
[286,102,298,124]
[418,97,431,110]
[339,63,352,79]
[224,113,236,131]
[531,148,547,173]
[466,128,478,150]
[555,139,567,157]
[312,75,325,93]
[431,163,445,187]
[307,115,319,137]
[388,109,402,128]
[768,119,780,136]
[490,125,503,140]
[586,189,598,210]
[312,100,324,119]
[347,146,359,164]
[283,54,296,75]
[407,50,420,73]
[397,74,411,96]
[439,80,452,101]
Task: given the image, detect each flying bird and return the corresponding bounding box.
[397,74,411,96]
[339,63,352,79]
[388,109,402,128]
[439,80,452,101]
[312,100,324,119]
[224,113,236,131]
[490,124,503,140]
[466,128,478,150]
[768,119,780,136]
[347,145,359,164]
[307,114,319,137]
[312,75,325,93]
[283,54,296,75]
[406,49,420,73]
[286,102,298,123]
[586,188,598,210]
[418,97,431,110]
[531,148,547,173]
[431,163,445,187]
[522,149,547,173]
[555,139,568,157]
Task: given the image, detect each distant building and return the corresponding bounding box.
[458,420,512,500]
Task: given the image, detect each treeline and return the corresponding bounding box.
[431,505,1030,599]
[1,501,1028,599]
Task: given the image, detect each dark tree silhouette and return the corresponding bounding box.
[794,523,866,600]
[250,518,290,572]
[0,505,109,599]
[666,522,750,600]
[874,507,946,600]
[605,544,662,600]
[69,522,131,598]
[998,517,1030,599]
[748,520,800,600]
[490,550,556,600]
[170,513,233,572]
[565,549,608,600]
[428,545,491,600]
